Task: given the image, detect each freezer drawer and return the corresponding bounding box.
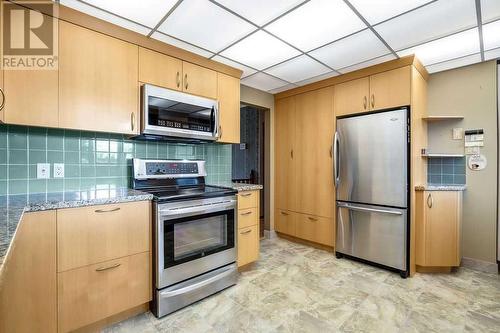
[336,202,407,270]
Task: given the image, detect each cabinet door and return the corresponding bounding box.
[334,77,369,116]
[58,252,150,333]
[182,62,217,99]
[424,191,460,266]
[296,87,334,218]
[275,210,297,236]
[139,47,182,90]
[57,201,150,272]
[217,73,240,143]
[59,22,139,134]
[237,225,259,267]
[296,214,334,246]
[275,96,297,211]
[0,55,4,122]
[369,66,411,111]
[2,8,58,127]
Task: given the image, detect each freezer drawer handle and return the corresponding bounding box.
[337,203,403,215]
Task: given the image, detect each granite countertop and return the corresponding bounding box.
[0,188,152,269]
[415,185,467,191]
[211,182,263,192]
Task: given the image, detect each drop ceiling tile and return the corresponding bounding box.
[265,0,366,51]
[309,29,389,70]
[212,55,257,78]
[375,0,477,51]
[338,54,397,74]
[265,55,330,83]
[268,84,298,94]
[60,0,151,34]
[397,28,480,66]
[220,30,301,70]
[484,47,500,61]
[294,71,339,86]
[82,0,177,28]
[157,0,256,52]
[349,0,432,25]
[213,0,306,26]
[481,0,500,23]
[241,73,289,92]
[482,20,500,51]
[151,32,213,58]
[425,53,482,73]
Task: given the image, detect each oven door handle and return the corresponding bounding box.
[159,264,235,298]
[159,201,236,219]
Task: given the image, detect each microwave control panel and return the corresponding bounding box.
[145,162,199,175]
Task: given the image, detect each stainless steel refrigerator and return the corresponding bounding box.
[334,108,409,277]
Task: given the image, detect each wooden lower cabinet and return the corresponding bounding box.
[57,201,150,272]
[416,190,462,269]
[0,211,57,333]
[237,225,260,267]
[237,190,260,267]
[296,214,334,247]
[57,252,150,333]
[275,210,297,236]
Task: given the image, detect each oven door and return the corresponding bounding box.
[142,84,219,141]
[156,197,236,288]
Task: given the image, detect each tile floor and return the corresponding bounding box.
[105,237,500,333]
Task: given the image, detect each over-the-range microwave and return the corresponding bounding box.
[139,84,219,142]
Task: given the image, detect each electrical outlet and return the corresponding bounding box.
[54,163,64,178]
[37,163,50,179]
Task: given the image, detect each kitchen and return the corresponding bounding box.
[0,0,499,332]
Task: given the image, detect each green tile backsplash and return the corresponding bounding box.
[0,125,232,195]
[427,157,466,185]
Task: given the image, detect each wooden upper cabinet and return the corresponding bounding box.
[59,21,139,135]
[217,73,240,143]
[139,47,182,91]
[2,7,58,128]
[275,96,297,211]
[334,77,369,116]
[182,62,217,99]
[369,66,411,111]
[295,87,334,218]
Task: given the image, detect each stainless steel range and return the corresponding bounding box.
[132,158,238,317]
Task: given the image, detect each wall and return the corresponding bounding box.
[427,60,497,263]
[232,106,262,182]
[240,85,274,232]
[0,124,232,195]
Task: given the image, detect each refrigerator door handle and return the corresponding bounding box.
[334,132,340,187]
[337,202,403,216]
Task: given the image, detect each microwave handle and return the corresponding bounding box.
[213,103,221,139]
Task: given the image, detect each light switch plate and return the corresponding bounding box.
[452,128,463,140]
[53,163,64,178]
[37,163,50,179]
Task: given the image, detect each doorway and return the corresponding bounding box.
[232,103,270,238]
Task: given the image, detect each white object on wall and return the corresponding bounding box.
[468,154,487,171]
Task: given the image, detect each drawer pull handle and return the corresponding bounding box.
[95,263,121,272]
[95,207,121,213]
[280,211,289,216]
[307,217,318,221]
[240,229,252,235]
[241,211,252,216]
[240,193,252,197]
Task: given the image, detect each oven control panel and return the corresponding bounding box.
[134,158,207,179]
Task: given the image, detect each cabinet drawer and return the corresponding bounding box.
[57,201,150,272]
[57,252,151,333]
[296,214,334,246]
[238,190,259,210]
[275,210,297,237]
[237,225,259,267]
[238,207,258,229]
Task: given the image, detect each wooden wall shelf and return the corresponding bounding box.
[422,116,464,121]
